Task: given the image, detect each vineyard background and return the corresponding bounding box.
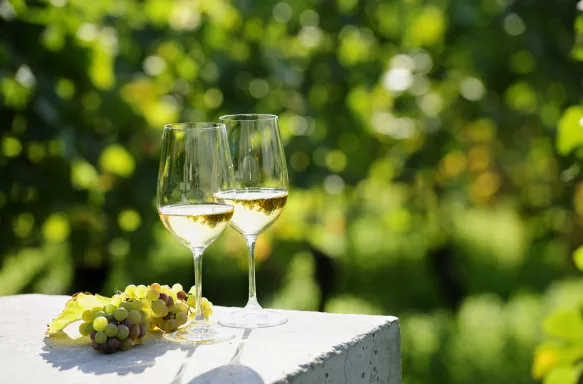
[1,1,583,383]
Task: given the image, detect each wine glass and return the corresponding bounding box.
[215,114,289,328]
[157,122,236,344]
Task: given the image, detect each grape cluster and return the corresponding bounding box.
[123,283,190,332]
[78,300,147,354]
[77,282,214,353]
[186,291,213,319]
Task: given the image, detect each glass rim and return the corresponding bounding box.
[163,122,226,131]
[219,114,278,122]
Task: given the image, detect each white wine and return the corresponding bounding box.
[159,204,234,248]
[214,188,287,235]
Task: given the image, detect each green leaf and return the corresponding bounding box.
[575,14,583,34]
[46,293,111,335]
[556,106,583,156]
[574,246,583,272]
[544,366,580,384]
[533,341,583,381]
[533,343,561,380]
[570,41,583,62]
[543,309,583,341]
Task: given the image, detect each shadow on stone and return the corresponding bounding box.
[39,330,196,375]
[170,346,198,384]
[186,328,264,384]
[187,364,264,384]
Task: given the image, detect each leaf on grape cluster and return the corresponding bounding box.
[46,292,111,335]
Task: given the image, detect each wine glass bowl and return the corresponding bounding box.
[213,188,287,236]
[156,122,236,344]
[216,114,289,328]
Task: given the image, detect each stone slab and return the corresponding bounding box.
[0,294,401,384]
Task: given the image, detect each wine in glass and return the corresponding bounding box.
[215,114,289,328]
[157,122,236,343]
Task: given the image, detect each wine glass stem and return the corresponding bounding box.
[245,235,261,310]
[192,248,205,322]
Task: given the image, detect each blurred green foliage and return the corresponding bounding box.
[532,248,583,384]
[1,0,583,383]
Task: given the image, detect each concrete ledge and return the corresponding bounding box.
[0,294,401,384]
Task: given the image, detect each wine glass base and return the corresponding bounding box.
[162,321,236,345]
[218,308,288,329]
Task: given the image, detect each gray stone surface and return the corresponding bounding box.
[0,294,401,384]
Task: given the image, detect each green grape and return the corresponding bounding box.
[131,300,144,311]
[161,286,173,300]
[201,298,213,313]
[176,312,188,326]
[114,307,129,321]
[116,324,129,340]
[141,308,152,321]
[120,338,133,351]
[165,319,178,332]
[105,314,115,323]
[104,304,117,315]
[136,285,148,298]
[104,324,117,337]
[125,284,137,297]
[187,295,196,307]
[111,295,123,306]
[128,310,142,324]
[161,307,169,317]
[176,302,189,313]
[79,322,91,336]
[151,299,166,315]
[140,298,152,308]
[93,310,106,319]
[93,317,108,332]
[168,305,178,314]
[119,301,132,310]
[95,331,107,344]
[172,283,183,292]
[85,322,94,333]
[150,283,161,291]
[82,310,94,323]
[146,289,160,301]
